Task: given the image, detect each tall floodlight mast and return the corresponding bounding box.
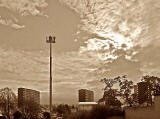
[46,35,56,113]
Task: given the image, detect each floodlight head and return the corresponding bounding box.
[46,35,56,43]
[49,36,52,41]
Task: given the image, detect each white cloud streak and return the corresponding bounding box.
[0,16,25,29]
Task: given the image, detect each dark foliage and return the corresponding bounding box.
[67,111,90,119]
[68,105,124,119]
[90,105,109,119]
[13,111,22,119]
[56,104,71,114]
[118,75,134,106]
[101,75,134,106]
[43,112,51,119]
[142,75,160,95]
[22,99,41,119]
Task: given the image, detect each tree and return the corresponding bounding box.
[0,87,17,116]
[141,75,160,95]
[43,112,51,119]
[90,105,109,119]
[102,89,121,108]
[100,75,134,107]
[51,105,57,113]
[101,76,120,91]
[56,104,71,115]
[118,75,134,106]
[100,76,122,108]
[22,99,41,119]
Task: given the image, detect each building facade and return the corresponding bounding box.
[133,85,138,103]
[78,102,97,111]
[137,82,152,105]
[78,89,94,102]
[18,88,40,109]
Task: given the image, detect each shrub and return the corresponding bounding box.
[67,105,124,119]
[43,112,51,119]
[13,111,22,119]
[90,105,109,119]
[68,111,90,119]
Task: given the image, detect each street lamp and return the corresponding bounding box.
[46,35,56,113]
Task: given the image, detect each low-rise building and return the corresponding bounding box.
[78,102,97,111]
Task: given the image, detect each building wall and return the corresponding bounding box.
[79,89,94,102]
[18,88,40,109]
[125,96,160,119]
[78,104,97,111]
[134,85,138,95]
[137,82,152,104]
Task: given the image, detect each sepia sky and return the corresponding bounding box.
[0,0,160,104]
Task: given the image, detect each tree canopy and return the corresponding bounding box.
[141,75,160,95]
[0,87,17,115]
[101,75,134,106]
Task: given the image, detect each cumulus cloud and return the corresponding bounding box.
[0,0,48,16]
[60,0,152,61]
[57,0,160,100]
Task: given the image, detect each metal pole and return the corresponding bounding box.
[50,42,52,113]
[46,35,55,113]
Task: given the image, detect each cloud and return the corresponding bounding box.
[135,45,160,77]
[60,0,155,61]
[0,0,48,16]
[0,43,160,103]
[1,0,160,103]
[0,0,48,29]
[0,15,25,29]
[11,23,25,29]
[0,47,107,103]
[0,48,97,91]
